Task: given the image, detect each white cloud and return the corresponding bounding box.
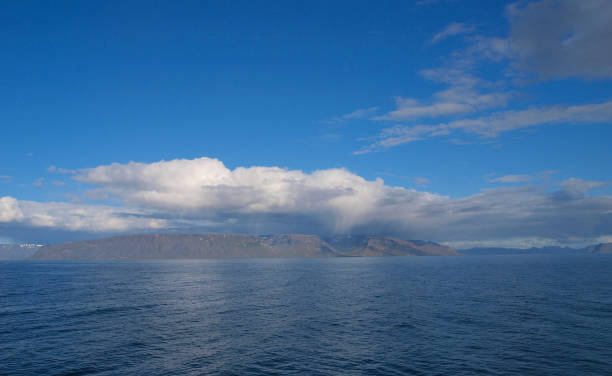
[431,23,474,44]
[360,100,612,152]
[325,107,379,124]
[0,197,24,222]
[0,196,168,232]
[373,84,510,122]
[414,177,430,186]
[2,157,611,248]
[372,66,512,122]
[33,178,45,187]
[65,158,612,245]
[73,157,443,232]
[355,0,612,151]
[469,36,511,62]
[48,166,76,174]
[489,174,534,183]
[560,178,609,193]
[487,171,558,184]
[339,107,379,120]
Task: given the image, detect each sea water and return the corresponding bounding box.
[1,255,611,375]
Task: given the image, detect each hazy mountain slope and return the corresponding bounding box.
[0,244,42,260]
[584,243,612,254]
[325,235,458,257]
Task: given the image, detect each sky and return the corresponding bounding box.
[1,0,611,248]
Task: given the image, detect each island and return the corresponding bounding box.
[29,234,459,260]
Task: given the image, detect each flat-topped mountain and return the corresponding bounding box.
[29,234,458,260]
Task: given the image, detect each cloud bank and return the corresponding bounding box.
[1,157,610,248]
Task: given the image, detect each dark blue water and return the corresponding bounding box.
[1,255,611,375]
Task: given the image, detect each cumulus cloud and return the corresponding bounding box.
[0,196,169,232]
[2,157,610,247]
[431,23,474,44]
[506,0,612,79]
[73,157,443,232]
[0,197,24,222]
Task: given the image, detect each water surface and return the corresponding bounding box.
[1,255,611,375]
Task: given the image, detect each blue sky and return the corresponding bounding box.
[1,0,611,248]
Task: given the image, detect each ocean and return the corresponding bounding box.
[1,255,611,375]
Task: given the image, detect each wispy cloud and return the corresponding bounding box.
[431,23,475,44]
[486,170,558,184]
[352,0,612,152]
[48,166,76,174]
[373,88,510,121]
[414,177,430,186]
[358,100,612,152]
[560,178,609,193]
[372,67,511,122]
[489,174,534,183]
[324,107,379,124]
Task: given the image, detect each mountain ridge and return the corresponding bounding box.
[29,233,458,260]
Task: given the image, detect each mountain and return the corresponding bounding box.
[325,235,458,257]
[29,234,457,260]
[584,243,612,254]
[0,244,43,260]
[459,246,582,256]
[31,234,337,260]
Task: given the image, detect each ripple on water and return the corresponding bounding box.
[0,255,611,375]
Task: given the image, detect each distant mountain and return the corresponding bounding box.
[30,234,458,260]
[584,243,612,254]
[325,235,458,257]
[459,244,612,256]
[0,244,43,260]
[459,246,582,256]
